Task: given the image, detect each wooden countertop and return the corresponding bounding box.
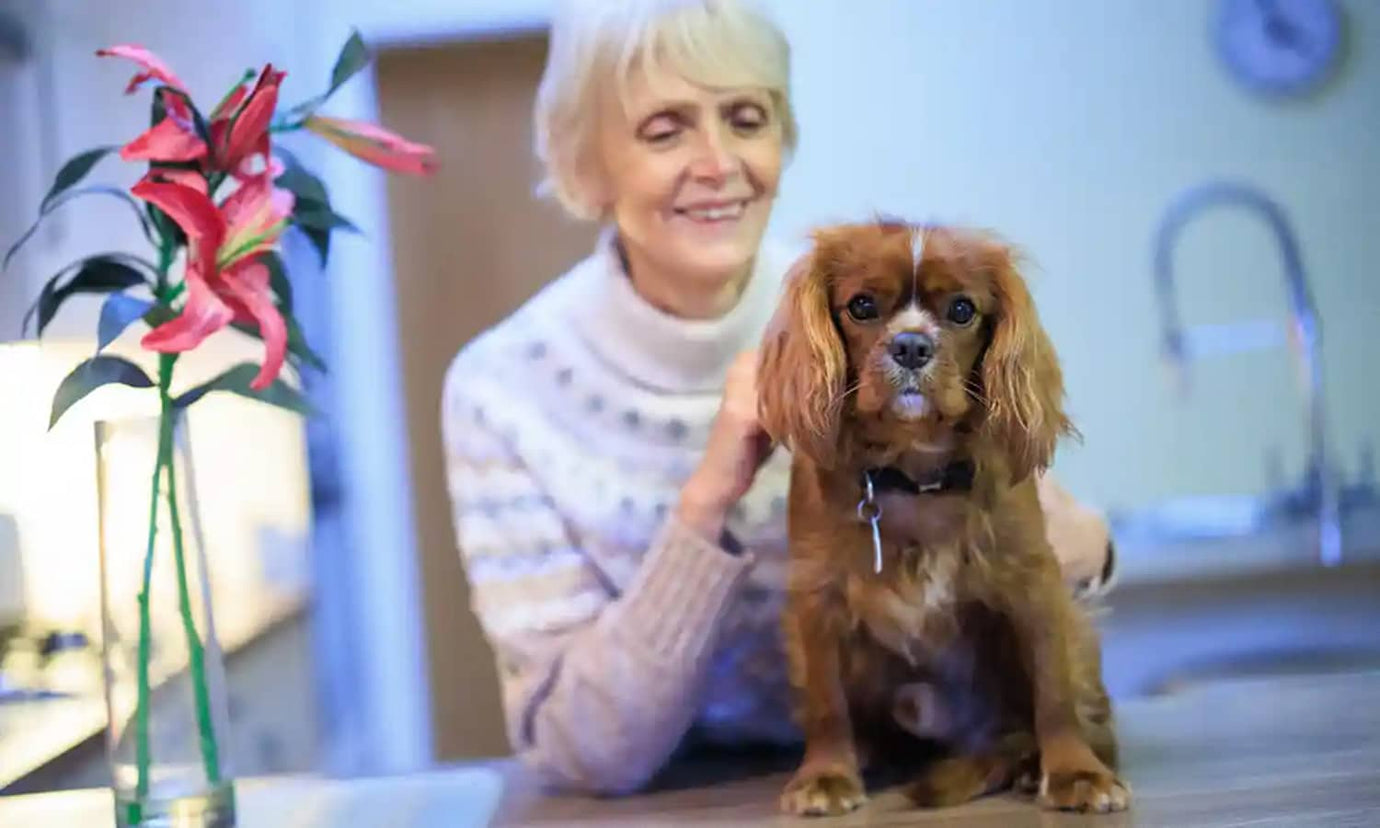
[2,670,1378,826]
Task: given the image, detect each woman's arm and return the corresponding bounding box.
[1036,472,1117,597]
[442,380,752,794]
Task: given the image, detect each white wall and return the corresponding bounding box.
[761,0,1380,512]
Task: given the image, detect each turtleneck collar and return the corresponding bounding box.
[568,226,794,394]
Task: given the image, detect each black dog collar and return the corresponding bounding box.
[864,459,976,497]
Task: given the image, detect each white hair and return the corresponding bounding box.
[534,0,797,220]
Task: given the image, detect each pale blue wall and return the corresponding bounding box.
[760,0,1379,512]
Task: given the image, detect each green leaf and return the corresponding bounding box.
[278,93,327,126]
[276,33,370,127]
[4,186,158,272]
[97,294,156,351]
[292,199,359,234]
[273,152,354,265]
[151,86,167,125]
[275,151,329,205]
[284,314,327,373]
[144,304,177,327]
[172,363,313,415]
[154,87,211,146]
[24,257,149,336]
[49,356,155,430]
[40,146,117,212]
[147,202,185,249]
[302,226,331,267]
[263,252,293,312]
[329,30,370,95]
[95,295,174,352]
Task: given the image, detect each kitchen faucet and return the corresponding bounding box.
[1151,180,1341,566]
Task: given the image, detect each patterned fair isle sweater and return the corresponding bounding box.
[440,229,1113,794]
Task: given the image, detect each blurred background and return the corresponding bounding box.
[0,0,1376,797]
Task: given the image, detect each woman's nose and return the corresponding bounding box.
[687,125,738,182]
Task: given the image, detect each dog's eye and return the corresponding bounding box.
[846,294,879,322]
[946,296,977,326]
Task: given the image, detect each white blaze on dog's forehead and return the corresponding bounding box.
[910,227,925,299]
[888,304,936,334]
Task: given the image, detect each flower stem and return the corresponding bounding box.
[131,234,179,815]
[158,353,222,785]
[133,440,164,805]
[154,229,175,297]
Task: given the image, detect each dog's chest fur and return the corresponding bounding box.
[845,543,964,665]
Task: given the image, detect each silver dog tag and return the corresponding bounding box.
[857,472,884,574]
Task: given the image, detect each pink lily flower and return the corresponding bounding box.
[131,174,295,390]
[212,66,286,172]
[99,46,285,175]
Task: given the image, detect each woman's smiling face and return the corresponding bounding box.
[595,69,785,292]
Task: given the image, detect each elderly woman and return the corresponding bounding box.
[442,0,1114,795]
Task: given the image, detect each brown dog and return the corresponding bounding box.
[757,221,1128,816]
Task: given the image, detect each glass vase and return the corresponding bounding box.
[94,413,236,827]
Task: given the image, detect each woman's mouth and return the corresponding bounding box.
[674,199,750,224]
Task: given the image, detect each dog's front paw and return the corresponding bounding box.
[780,768,867,817]
[1038,764,1130,813]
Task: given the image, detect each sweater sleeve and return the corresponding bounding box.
[441,380,753,794]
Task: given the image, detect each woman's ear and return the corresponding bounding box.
[978,244,1076,482]
[757,251,847,468]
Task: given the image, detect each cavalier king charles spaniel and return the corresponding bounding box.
[758,220,1128,816]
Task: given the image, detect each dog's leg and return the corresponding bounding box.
[1008,557,1130,814]
[779,592,866,817]
[1072,617,1121,772]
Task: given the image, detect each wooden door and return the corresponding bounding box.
[376,34,599,760]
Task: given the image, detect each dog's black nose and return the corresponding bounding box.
[889,332,934,369]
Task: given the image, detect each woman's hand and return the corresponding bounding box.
[676,350,775,543]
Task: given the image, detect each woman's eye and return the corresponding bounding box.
[947,296,977,325]
[728,102,768,133]
[639,114,681,144]
[847,294,879,322]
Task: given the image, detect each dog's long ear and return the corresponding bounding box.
[979,244,1075,483]
[757,251,846,468]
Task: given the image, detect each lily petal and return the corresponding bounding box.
[120,117,208,163]
[218,176,294,268]
[304,114,437,176]
[139,168,209,195]
[219,259,287,390]
[141,260,235,354]
[131,179,227,269]
[232,135,285,182]
[219,66,286,170]
[209,80,251,124]
[97,44,188,94]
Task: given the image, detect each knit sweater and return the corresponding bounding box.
[440,229,1113,794]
